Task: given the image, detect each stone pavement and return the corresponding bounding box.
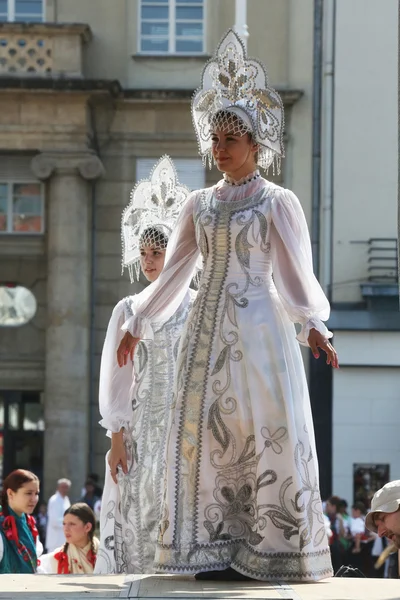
[0,575,399,600]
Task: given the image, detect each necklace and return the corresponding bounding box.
[223,171,261,186]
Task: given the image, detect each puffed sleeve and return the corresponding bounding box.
[99,299,135,433]
[270,187,332,346]
[122,192,200,338]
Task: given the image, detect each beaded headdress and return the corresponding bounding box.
[121,155,190,282]
[192,29,285,173]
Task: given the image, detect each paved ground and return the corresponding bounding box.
[0,574,399,600]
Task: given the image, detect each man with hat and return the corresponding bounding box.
[365,480,400,578]
[366,480,400,548]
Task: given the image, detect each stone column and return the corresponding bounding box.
[31,152,104,501]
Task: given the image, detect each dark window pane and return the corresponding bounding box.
[15,0,43,15]
[142,6,168,19]
[176,6,202,19]
[176,39,203,53]
[177,0,203,3]
[141,38,169,52]
[23,403,45,431]
[0,0,7,13]
[176,22,203,36]
[141,21,169,36]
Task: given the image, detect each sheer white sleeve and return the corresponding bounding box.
[270,187,332,346]
[99,299,135,433]
[122,192,200,338]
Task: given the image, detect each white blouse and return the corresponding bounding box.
[121,176,332,347]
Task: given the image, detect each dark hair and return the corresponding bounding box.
[139,226,168,250]
[327,495,342,510]
[62,502,96,557]
[1,469,39,517]
[352,501,366,514]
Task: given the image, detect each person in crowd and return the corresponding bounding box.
[80,473,103,500]
[0,469,42,573]
[35,501,48,551]
[46,478,71,552]
[38,503,99,574]
[325,496,347,573]
[350,501,367,555]
[80,478,101,511]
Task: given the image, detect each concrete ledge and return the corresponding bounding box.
[0,574,398,600]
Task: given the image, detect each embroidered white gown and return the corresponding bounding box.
[122,174,334,581]
[95,290,196,574]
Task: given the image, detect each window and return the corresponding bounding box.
[0,181,44,233]
[0,157,44,234]
[136,157,206,191]
[139,0,205,55]
[0,0,44,22]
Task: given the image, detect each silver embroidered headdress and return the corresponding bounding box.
[121,155,190,283]
[192,29,285,173]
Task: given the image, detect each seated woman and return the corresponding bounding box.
[38,503,99,574]
[0,469,42,574]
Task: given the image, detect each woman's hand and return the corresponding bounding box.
[308,328,339,369]
[117,332,140,367]
[108,431,128,484]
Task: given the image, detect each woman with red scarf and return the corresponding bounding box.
[0,469,42,573]
[38,503,98,574]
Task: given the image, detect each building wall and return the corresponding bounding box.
[0,0,319,493]
[332,0,398,304]
[332,332,400,503]
[327,0,399,503]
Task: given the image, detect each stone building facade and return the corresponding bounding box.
[1,0,396,506]
[0,0,311,500]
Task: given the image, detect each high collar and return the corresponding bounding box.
[223,170,261,186]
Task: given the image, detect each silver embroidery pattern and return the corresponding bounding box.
[155,185,332,581]
[102,292,196,574]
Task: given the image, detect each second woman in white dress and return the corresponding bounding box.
[95,156,196,574]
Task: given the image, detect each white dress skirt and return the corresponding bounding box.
[122,174,334,581]
[95,290,196,574]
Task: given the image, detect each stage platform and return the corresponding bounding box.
[0,575,399,600]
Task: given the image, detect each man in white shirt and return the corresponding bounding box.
[45,478,71,552]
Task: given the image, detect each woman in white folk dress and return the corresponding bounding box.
[117,31,339,583]
[95,156,197,574]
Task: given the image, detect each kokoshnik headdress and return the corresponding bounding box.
[121,155,191,283]
[192,29,285,173]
